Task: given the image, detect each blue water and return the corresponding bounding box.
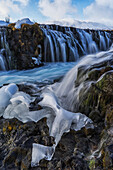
[0,62,76,86]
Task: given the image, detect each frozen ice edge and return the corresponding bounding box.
[0,83,94,167]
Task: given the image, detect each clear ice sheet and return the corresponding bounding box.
[0,83,18,116]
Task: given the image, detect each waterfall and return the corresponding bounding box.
[55,45,113,112]
[41,25,112,62]
[0,53,6,70]
[0,28,11,71]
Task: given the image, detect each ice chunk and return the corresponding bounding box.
[71,112,94,131]
[0,83,18,116]
[4,91,51,123]
[10,91,33,107]
[31,144,55,167]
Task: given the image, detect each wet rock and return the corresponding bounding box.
[89,109,101,123]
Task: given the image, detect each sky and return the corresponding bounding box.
[0,0,113,26]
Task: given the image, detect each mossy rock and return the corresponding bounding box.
[79,70,113,119]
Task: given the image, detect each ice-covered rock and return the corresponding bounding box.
[15,18,34,29]
[3,91,51,123]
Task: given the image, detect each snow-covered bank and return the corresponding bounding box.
[15,18,34,29]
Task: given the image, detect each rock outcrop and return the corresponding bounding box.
[6,23,43,70]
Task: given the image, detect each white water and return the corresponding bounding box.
[0,53,6,70]
[0,29,11,70]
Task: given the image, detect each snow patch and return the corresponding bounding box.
[0,20,9,27]
[15,18,34,29]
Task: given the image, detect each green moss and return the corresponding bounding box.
[89,159,95,170]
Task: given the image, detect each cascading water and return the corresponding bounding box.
[0,50,7,71]
[41,25,111,62]
[0,28,11,70]
[55,45,113,112]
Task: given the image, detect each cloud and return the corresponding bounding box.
[95,0,113,9]
[84,0,113,26]
[0,0,29,20]
[38,0,77,21]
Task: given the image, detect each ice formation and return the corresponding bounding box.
[0,83,18,116]
[0,83,93,167]
[31,144,55,167]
